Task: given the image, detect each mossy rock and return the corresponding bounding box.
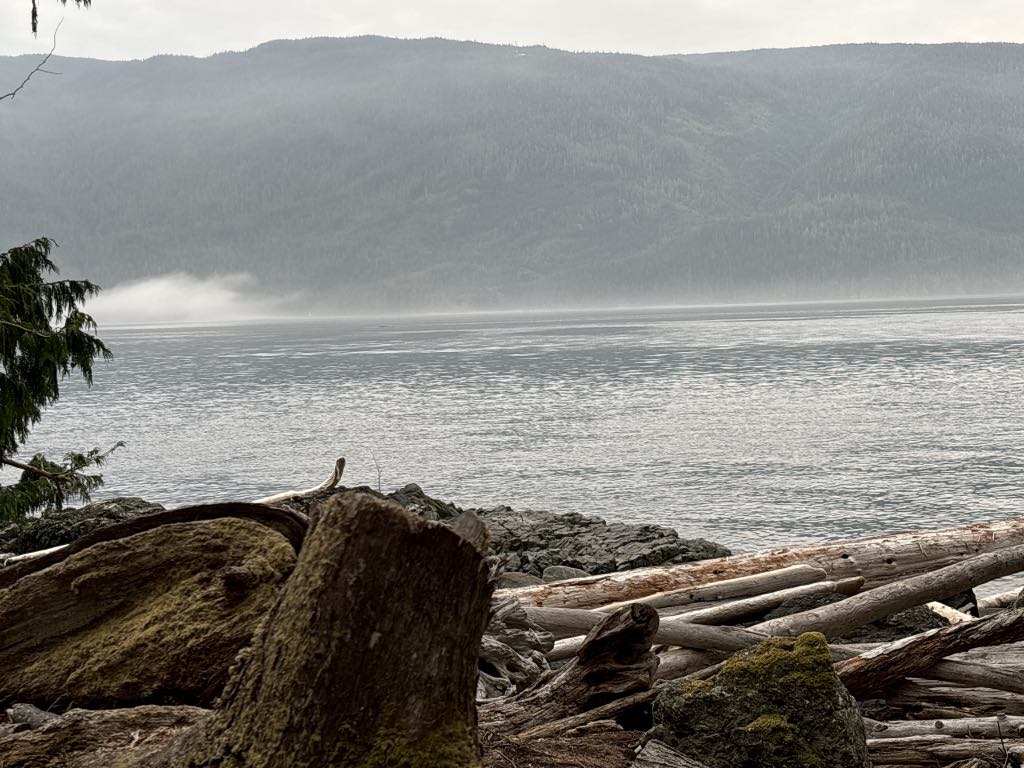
[0,518,295,708]
[648,633,869,768]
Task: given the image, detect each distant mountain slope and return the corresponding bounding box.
[2,37,1023,309]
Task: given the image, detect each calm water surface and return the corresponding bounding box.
[19,301,1024,554]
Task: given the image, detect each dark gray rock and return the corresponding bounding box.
[301,484,730,578]
[0,497,165,555]
[648,633,870,768]
[478,507,730,578]
[542,565,591,582]
[495,571,545,589]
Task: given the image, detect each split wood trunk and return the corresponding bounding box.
[501,517,1024,609]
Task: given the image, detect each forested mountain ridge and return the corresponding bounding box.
[2,37,1023,309]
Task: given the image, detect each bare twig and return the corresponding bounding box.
[1,19,63,102]
[371,452,383,493]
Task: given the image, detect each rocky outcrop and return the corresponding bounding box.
[648,632,870,768]
[0,517,295,708]
[478,506,730,577]
[291,483,731,578]
[0,497,164,556]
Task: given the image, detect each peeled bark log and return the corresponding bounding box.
[168,492,493,767]
[864,715,1024,739]
[977,588,1020,613]
[754,544,1024,639]
[836,608,1024,698]
[925,601,975,625]
[478,604,659,736]
[528,605,768,662]
[0,502,307,589]
[503,517,1024,609]
[597,564,827,613]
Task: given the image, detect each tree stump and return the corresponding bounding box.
[166,491,494,768]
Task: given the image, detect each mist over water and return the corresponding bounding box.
[16,301,1024,564]
[86,273,302,326]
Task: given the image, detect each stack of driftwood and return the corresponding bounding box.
[483,517,1024,765]
[4,471,1024,766]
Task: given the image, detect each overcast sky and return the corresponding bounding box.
[2,0,1023,60]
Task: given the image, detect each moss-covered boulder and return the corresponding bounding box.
[0,518,295,708]
[647,632,869,768]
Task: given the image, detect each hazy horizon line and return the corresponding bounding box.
[4,33,1023,65]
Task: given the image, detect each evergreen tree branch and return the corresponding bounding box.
[1,456,68,484]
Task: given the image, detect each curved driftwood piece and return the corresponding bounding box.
[251,457,346,505]
[597,564,828,613]
[502,517,1024,609]
[836,607,1024,698]
[479,604,659,736]
[0,502,308,589]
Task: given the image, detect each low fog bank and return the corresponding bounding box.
[84,270,1024,327]
[86,273,304,326]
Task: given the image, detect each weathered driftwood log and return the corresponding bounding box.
[529,605,769,662]
[836,607,1024,698]
[925,601,975,625]
[831,644,1024,696]
[0,502,308,589]
[754,545,1024,639]
[0,707,210,768]
[502,517,1024,609]
[478,604,659,736]
[250,457,346,505]
[867,734,1024,764]
[888,679,1024,716]
[0,494,494,768]
[546,579,861,662]
[598,564,827,613]
[864,715,1024,739]
[0,517,295,708]
[478,596,554,699]
[977,587,1021,613]
[633,740,713,768]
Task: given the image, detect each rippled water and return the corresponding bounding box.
[17,300,1024,554]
